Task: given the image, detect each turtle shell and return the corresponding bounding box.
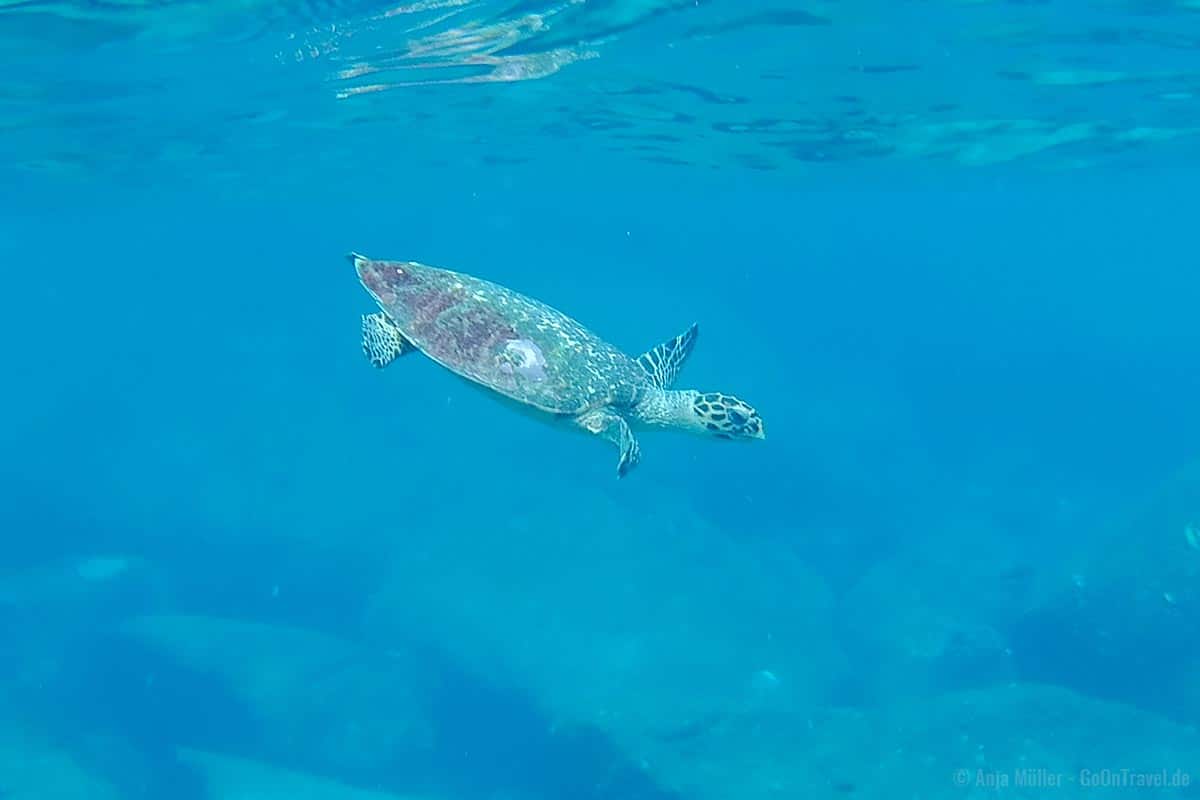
[355,255,648,414]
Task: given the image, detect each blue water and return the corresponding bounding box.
[4,2,1200,798]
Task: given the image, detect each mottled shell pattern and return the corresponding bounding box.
[354,254,650,414]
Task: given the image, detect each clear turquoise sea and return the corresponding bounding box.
[3,2,1200,798]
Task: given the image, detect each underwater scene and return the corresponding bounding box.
[4,0,1200,797]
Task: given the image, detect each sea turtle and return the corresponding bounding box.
[352,252,765,477]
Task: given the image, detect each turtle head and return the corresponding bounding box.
[689,391,766,440]
[634,389,766,440]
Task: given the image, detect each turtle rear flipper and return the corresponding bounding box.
[362,312,415,368]
[575,407,641,478]
[636,323,698,389]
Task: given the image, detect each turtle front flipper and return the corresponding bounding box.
[574,408,641,478]
[362,312,415,368]
[636,322,698,389]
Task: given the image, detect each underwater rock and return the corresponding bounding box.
[177,747,433,800]
[838,557,1017,703]
[0,727,122,800]
[833,483,1083,705]
[362,484,844,778]
[1009,459,1200,721]
[0,553,165,629]
[120,614,435,779]
[0,553,166,699]
[640,682,1200,800]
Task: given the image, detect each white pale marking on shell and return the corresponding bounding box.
[498,338,548,382]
